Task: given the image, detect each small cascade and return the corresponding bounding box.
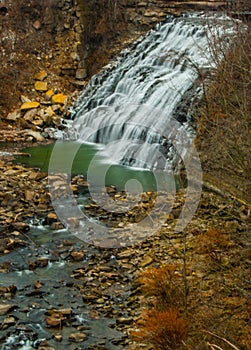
[72,13,234,170]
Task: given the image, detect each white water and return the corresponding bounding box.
[72,13,234,171]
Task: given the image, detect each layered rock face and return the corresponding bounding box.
[1,0,234,120]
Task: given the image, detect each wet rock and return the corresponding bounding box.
[2,316,16,329]
[46,314,65,327]
[26,289,44,297]
[71,251,85,261]
[0,285,17,297]
[38,346,55,350]
[28,258,49,270]
[20,101,40,110]
[46,212,58,223]
[0,304,16,316]
[25,130,45,142]
[34,280,43,289]
[69,332,88,342]
[11,222,30,232]
[53,334,62,342]
[117,317,133,325]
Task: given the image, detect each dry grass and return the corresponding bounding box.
[131,308,188,350]
[196,19,251,201]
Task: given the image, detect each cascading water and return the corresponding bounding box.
[45,12,236,248]
[71,13,234,171]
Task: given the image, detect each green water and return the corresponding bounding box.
[15,141,179,192]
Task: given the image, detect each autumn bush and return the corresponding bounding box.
[132,308,188,350]
[138,264,186,310]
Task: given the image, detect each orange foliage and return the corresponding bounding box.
[196,227,230,254]
[138,264,185,309]
[132,308,187,350]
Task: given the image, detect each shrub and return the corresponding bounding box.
[138,264,185,310]
[132,308,188,350]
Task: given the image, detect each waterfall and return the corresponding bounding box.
[71,13,234,171]
[47,13,237,247]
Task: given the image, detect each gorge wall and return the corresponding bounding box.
[0,0,247,119]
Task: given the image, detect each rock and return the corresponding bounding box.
[21,101,40,110]
[96,298,105,304]
[3,316,16,327]
[35,81,48,92]
[64,22,70,29]
[0,285,17,296]
[46,89,54,99]
[46,212,58,223]
[52,104,61,112]
[34,280,43,289]
[52,94,67,105]
[70,52,80,61]
[0,304,15,316]
[69,332,88,342]
[53,334,62,342]
[29,258,48,270]
[23,108,37,121]
[46,315,63,327]
[45,106,55,117]
[71,251,85,261]
[140,255,153,267]
[25,130,45,142]
[60,66,76,77]
[11,222,30,232]
[34,70,47,81]
[25,190,34,201]
[32,118,44,127]
[33,20,42,30]
[20,95,31,103]
[7,110,21,121]
[117,317,133,325]
[76,68,87,80]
